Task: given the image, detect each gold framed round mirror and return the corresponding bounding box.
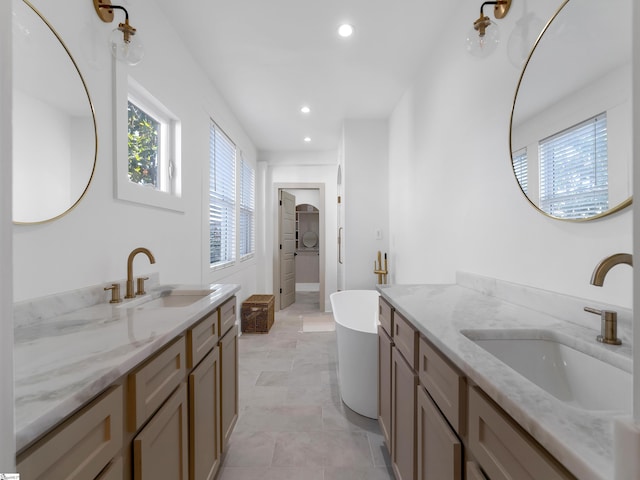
[12,0,97,224]
[509,0,631,221]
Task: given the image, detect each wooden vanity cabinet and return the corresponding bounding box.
[16,295,239,480]
[16,386,123,480]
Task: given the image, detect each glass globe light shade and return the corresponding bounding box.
[466,19,500,58]
[109,26,144,66]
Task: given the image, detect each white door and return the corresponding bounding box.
[279,190,296,309]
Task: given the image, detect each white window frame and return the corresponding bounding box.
[114,71,183,211]
[539,113,608,219]
[239,155,255,260]
[209,121,236,269]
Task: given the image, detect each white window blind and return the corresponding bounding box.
[512,147,528,194]
[209,121,236,266]
[239,156,255,258]
[539,113,608,219]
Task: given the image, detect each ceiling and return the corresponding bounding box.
[154,0,454,153]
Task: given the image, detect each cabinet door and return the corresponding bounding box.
[189,346,221,480]
[391,347,418,480]
[378,325,393,449]
[16,386,122,480]
[416,386,462,480]
[96,457,123,480]
[466,461,488,480]
[220,325,239,452]
[468,387,575,480]
[133,383,188,480]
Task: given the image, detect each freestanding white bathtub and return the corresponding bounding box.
[330,290,380,418]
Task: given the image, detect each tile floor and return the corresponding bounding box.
[218,292,394,480]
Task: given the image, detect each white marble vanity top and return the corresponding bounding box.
[378,277,633,480]
[13,282,240,452]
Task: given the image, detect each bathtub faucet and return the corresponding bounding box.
[374,251,388,285]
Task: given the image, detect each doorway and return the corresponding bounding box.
[274,184,325,312]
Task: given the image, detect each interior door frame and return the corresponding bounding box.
[273,183,325,312]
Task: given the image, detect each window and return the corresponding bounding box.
[209,121,236,267]
[128,101,160,189]
[539,113,608,219]
[127,88,178,195]
[239,156,255,259]
[114,74,182,211]
[512,147,528,194]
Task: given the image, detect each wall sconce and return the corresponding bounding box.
[93,0,144,65]
[466,0,512,58]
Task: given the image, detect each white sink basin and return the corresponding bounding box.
[127,289,216,309]
[462,329,632,411]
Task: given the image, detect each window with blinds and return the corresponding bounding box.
[539,113,608,219]
[209,122,236,267]
[512,147,528,194]
[239,157,255,259]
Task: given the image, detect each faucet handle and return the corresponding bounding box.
[584,306,621,345]
[136,276,149,296]
[104,283,122,304]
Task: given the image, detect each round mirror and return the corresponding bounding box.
[510,0,631,221]
[12,0,97,224]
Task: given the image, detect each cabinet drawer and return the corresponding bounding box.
[17,386,123,480]
[468,387,575,480]
[129,337,186,431]
[187,310,219,369]
[418,335,466,434]
[394,312,418,369]
[219,296,237,336]
[379,297,393,337]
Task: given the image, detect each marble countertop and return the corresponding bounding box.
[14,282,240,452]
[378,283,633,480]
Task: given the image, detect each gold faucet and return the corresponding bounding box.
[374,251,388,285]
[125,247,156,299]
[589,253,632,286]
[584,253,632,345]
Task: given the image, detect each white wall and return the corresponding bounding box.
[258,150,338,311]
[0,0,15,468]
[388,0,632,309]
[13,0,258,303]
[342,119,389,289]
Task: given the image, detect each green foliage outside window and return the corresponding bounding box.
[128,101,159,187]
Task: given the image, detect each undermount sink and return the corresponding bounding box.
[461,329,632,412]
[126,289,216,309]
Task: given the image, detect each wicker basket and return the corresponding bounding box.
[241,295,275,333]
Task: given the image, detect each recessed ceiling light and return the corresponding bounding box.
[304,137,312,143]
[300,106,311,114]
[338,24,354,38]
